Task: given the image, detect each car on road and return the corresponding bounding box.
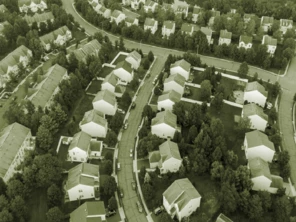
[106,210,116,217]
[154,206,164,215]
[130,149,133,158]
[131,181,136,190]
[118,187,124,197]
[117,162,121,170]
[131,102,136,109]
[136,201,143,213]
[118,108,125,114]
[123,122,128,130]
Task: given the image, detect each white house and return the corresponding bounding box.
[192,6,202,23]
[144,0,158,13]
[261,16,274,32]
[18,0,47,13]
[65,163,100,201]
[131,0,145,10]
[70,39,102,62]
[170,59,191,80]
[144,18,158,34]
[163,178,201,221]
[218,29,232,46]
[92,90,117,116]
[113,60,134,83]
[0,123,35,182]
[248,157,283,193]
[164,73,186,95]
[280,19,293,34]
[216,213,233,222]
[151,110,179,139]
[111,10,126,25]
[243,14,255,23]
[28,64,68,109]
[122,0,131,6]
[0,45,32,88]
[157,90,182,111]
[200,27,213,45]
[242,104,268,131]
[244,130,275,162]
[101,72,118,93]
[208,8,220,26]
[244,81,268,107]
[0,4,8,13]
[80,109,108,138]
[24,12,54,27]
[181,23,198,36]
[149,140,182,174]
[68,131,92,162]
[70,201,106,222]
[40,26,72,51]
[125,50,141,70]
[172,0,189,17]
[238,35,253,49]
[162,20,176,38]
[97,6,111,19]
[262,35,277,55]
[125,16,139,27]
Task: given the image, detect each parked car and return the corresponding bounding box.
[130,149,133,158]
[118,108,125,114]
[131,102,136,109]
[118,187,124,198]
[106,210,116,217]
[123,122,128,130]
[117,162,121,170]
[154,206,164,215]
[131,181,136,190]
[136,201,143,213]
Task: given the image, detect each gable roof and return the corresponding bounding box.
[102,72,117,87]
[0,123,31,178]
[115,60,133,73]
[126,50,141,62]
[111,9,123,18]
[262,35,277,46]
[159,140,182,163]
[170,59,191,72]
[210,8,220,17]
[144,17,157,27]
[158,90,181,103]
[243,104,268,121]
[244,13,255,21]
[261,16,274,25]
[245,130,275,151]
[68,131,92,152]
[40,26,70,44]
[149,150,161,163]
[240,35,252,44]
[163,20,175,30]
[81,109,107,127]
[216,213,233,222]
[0,4,8,12]
[163,178,201,211]
[280,19,293,27]
[151,110,177,128]
[145,0,157,7]
[70,201,106,222]
[172,0,189,12]
[164,73,186,87]
[71,39,101,61]
[29,64,67,108]
[24,12,54,25]
[249,157,271,180]
[125,16,137,24]
[93,90,116,106]
[181,23,194,33]
[193,6,202,15]
[220,29,232,39]
[245,81,268,97]
[200,27,212,36]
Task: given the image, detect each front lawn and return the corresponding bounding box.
[186,86,202,101]
[28,188,48,222]
[86,79,103,95]
[149,94,158,105]
[71,29,88,42]
[99,66,114,78]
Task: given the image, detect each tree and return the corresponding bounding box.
[270,81,281,97]
[46,207,64,222]
[49,104,68,128]
[47,184,63,208]
[238,62,249,77]
[36,125,53,153]
[188,125,198,143]
[219,182,239,213]
[0,195,8,211]
[104,130,118,147]
[235,117,251,138]
[148,51,154,62]
[142,183,154,201]
[102,176,117,196]
[0,208,13,222]
[119,36,125,50]
[158,211,174,221]
[0,179,6,196]
[101,160,113,175]
[211,161,224,181]
[108,196,117,210]
[119,91,131,111]
[269,108,277,123]
[272,196,292,222]
[6,179,27,199]
[142,58,150,70]
[109,113,124,134]
[211,93,224,111]
[200,80,212,102]
[10,196,28,221]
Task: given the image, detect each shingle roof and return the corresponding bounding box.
[210,9,220,17]
[280,19,293,27]
[158,90,181,103]
[261,16,274,25]
[244,13,255,20]
[29,64,67,108]
[144,17,157,27]
[200,27,212,36]
[193,6,202,14]
[145,0,157,7]
[220,29,232,39]
[245,130,275,151]
[149,150,161,163]
[216,213,233,222]
[163,20,175,30]
[170,59,191,72]
[126,50,141,62]
[151,110,177,128]
[80,109,107,127]
[24,12,54,25]
[164,73,186,87]
[163,178,201,211]
[270,175,283,189]
[172,0,189,12]
[159,140,182,163]
[262,35,277,46]
[102,72,118,87]
[125,16,136,24]
[0,123,31,178]
[181,23,193,33]
[40,26,70,45]
[245,81,268,97]
[243,104,268,121]
[115,60,133,73]
[68,131,91,152]
[18,0,32,7]
[111,10,123,18]
[66,163,99,190]
[93,90,116,106]
[249,157,271,180]
[240,35,253,44]
[70,201,106,222]
[72,39,101,61]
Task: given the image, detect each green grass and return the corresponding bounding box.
[220,76,245,99]
[28,188,48,222]
[86,80,102,94]
[186,86,201,101]
[113,54,127,66]
[71,29,88,42]
[149,94,158,105]
[99,66,114,78]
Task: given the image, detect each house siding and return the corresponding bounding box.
[248,115,267,131]
[244,91,267,107]
[170,67,189,80]
[251,176,272,191]
[157,99,175,111]
[68,184,95,201]
[164,82,184,95]
[245,145,275,162]
[152,123,176,138]
[92,100,117,116]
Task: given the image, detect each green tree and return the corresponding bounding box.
[235,117,251,138]
[108,196,117,210]
[109,113,124,134]
[0,179,6,196]
[104,151,113,162]
[0,208,13,222]
[102,176,117,196]
[6,179,28,199]
[188,125,198,143]
[211,93,224,111]
[0,195,8,211]
[46,207,64,222]
[238,61,249,77]
[142,57,150,70]
[269,108,277,123]
[119,91,131,111]
[210,161,225,181]
[104,131,118,147]
[219,182,239,213]
[272,196,292,222]
[47,184,63,208]
[142,183,154,201]
[10,196,28,221]
[148,51,154,62]
[101,160,113,175]
[200,80,212,102]
[36,125,53,153]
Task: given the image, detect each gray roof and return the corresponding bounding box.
[158,90,181,103]
[40,26,70,45]
[80,109,107,127]
[240,35,252,44]
[243,104,268,121]
[245,81,268,97]
[68,131,92,152]
[111,10,123,18]
[102,72,118,87]
[170,59,191,72]
[249,157,271,180]
[200,27,212,36]
[149,150,161,163]
[270,175,283,189]
[126,50,141,62]
[164,73,186,87]
[163,20,175,30]
[151,110,177,128]
[216,213,233,222]
[115,60,133,73]
[93,90,116,106]
[144,17,157,27]
[24,12,54,25]
[220,29,232,39]
[159,140,182,163]
[71,39,101,61]
[245,130,275,151]
[70,201,106,222]
[262,35,277,46]
[193,6,202,14]
[0,4,8,12]
[261,16,274,25]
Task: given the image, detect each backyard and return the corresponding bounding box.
[86,79,103,95]
[99,66,114,78]
[28,188,48,222]
[112,54,127,66]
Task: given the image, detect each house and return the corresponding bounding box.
[216,213,233,222]
[144,18,158,34]
[230,9,236,14]
[244,130,275,162]
[18,0,48,13]
[248,157,283,193]
[242,103,268,131]
[172,0,189,17]
[238,35,253,49]
[113,60,134,83]
[125,50,141,70]
[125,16,139,27]
[131,0,145,10]
[0,4,8,13]
[262,35,277,55]
[0,21,10,37]
[181,23,198,36]
[243,13,255,23]
[122,0,131,6]
[149,140,182,173]
[92,90,117,116]
[200,27,213,45]
[208,8,220,26]
[0,45,32,88]
[70,39,101,62]
[101,72,118,93]
[261,16,274,32]
[162,20,176,38]
[0,123,35,182]
[80,110,108,138]
[170,59,191,80]
[163,178,201,221]
[218,30,232,46]
[192,6,202,23]
[244,81,268,107]
[24,12,54,27]
[70,201,106,222]
[40,26,72,51]
[164,73,186,95]
[162,3,172,11]
[28,64,68,109]
[144,0,158,13]
[97,6,111,18]
[111,10,125,25]
[151,110,179,139]
[157,90,182,111]
[280,19,293,34]
[65,163,100,201]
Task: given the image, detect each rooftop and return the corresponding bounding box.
[151,110,177,128]
[93,90,117,106]
[170,59,191,72]
[243,103,268,121]
[163,20,175,30]
[220,29,232,39]
[144,17,157,27]
[200,27,212,36]
[159,140,182,163]
[261,16,274,25]
[240,35,253,44]
[249,157,271,180]
[245,130,275,151]
[280,19,293,27]
[68,131,92,152]
[24,12,54,25]
[149,150,161,163]
[245,81,268,97]
[40,26,70,44]
[115,60,133,73]
[262,35,277,46]
[111,9,123,18]
[102,72,118,87]
[158,90,182,103]
[216,213,233,222]
[126,50,141,62]
[80,109,106,127]
[70,201,106,222]
[164,73,186,87]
